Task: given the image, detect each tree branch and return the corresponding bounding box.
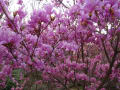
[97,35,120,90]
[101,39,111,63]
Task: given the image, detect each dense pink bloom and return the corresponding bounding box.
[17,0,23,5]
[0,0,120,90]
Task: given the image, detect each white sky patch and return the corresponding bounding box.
[8,0,74,13]
[7,0,75,22]
[9,0,48,13]
[8,0,53,21]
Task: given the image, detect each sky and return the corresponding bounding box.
[9,0,48,13]
[7,0,74,22]
[9,0,74,13]
[8,0,54,21]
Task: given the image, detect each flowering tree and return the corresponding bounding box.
[0,0,120,90]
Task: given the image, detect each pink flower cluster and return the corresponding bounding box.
[0,0,120,90]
